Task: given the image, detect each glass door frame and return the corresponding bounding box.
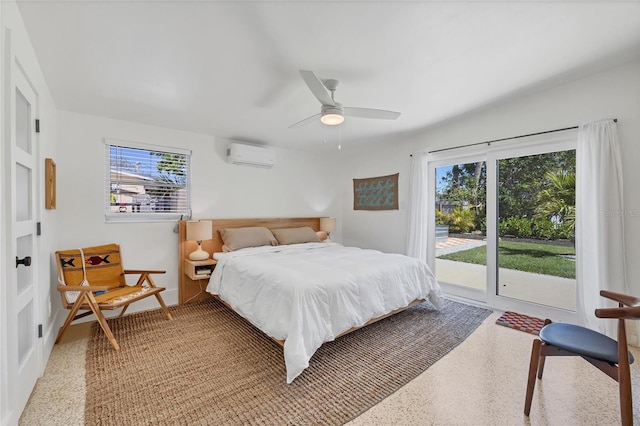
[427,150,488,303]
[428,133,578,323]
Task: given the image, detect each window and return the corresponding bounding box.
[105,138,191,222]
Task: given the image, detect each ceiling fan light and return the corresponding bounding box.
[321,112,344,126]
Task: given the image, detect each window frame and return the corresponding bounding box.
[104,138,192,223]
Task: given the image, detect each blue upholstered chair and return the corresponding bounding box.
[524,290,639,425]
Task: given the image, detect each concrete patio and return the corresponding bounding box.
[435,238,576,311]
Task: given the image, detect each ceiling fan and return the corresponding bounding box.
[289,70,401,128]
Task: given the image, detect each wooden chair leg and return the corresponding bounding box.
[618,318,633,426]
[537,319,552,379]
[618,359,633,426]
[620,370,633,426]
[86,295,120,350]
[155,293,173,320]
[537,346,547,379]
[55,297,86,344]
[524,338,542,416]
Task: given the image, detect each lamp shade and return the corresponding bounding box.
[319,217,336,233]
[186,220,212,242]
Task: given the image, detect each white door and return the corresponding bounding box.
[5,60,40,420]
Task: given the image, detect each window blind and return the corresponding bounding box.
[105,139,191,222]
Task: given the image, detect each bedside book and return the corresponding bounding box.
[184,259,217,280]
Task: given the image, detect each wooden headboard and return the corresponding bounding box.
[178,217,321,304]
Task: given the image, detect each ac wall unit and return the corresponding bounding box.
[227,142,276,168]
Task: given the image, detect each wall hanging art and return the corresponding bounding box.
[353,172,399,210]
[45,158,56,209]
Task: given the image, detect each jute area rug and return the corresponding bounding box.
[85,298,491,425]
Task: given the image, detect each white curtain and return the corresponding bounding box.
[406,152,430,261]
[576,119,628,337]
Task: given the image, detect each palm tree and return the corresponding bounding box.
[534,170,575,230]
[447,207,476,233]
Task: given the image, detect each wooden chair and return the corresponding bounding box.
[55,243,173,350]
[524,290,639,425]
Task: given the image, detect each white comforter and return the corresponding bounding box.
[206,242,443,383]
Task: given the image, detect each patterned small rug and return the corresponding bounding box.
[495,311,547,335]
[85,298,491,425]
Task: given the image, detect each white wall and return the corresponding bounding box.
[338,149,412,253]
[339,58,640,310]
[56,111,342,311]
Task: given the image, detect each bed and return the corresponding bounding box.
[177,218,443,383]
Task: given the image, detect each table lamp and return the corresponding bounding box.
[320,217,336,239]
[186,220,213,260]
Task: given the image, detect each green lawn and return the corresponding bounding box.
[437,240,576,279]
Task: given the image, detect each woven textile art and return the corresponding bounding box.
[353,172,399,210]
[495,311,547,335]
[58,246,122,286]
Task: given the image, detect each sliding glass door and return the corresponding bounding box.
[429,135,577,322]
[430,155,487,303]
[495,150,576,311]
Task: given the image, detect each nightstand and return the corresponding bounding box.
[184,258,217,280]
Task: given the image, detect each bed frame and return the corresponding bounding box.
[178,218,321,304]
[177,217,424,347]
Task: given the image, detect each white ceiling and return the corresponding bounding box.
[16,1,640,152]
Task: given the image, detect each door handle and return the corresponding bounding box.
[16,256,32,268]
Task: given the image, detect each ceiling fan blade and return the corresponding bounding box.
[299,70,335,106]
[288,112,322,129]
[343,107,401,120]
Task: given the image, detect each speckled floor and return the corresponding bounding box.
[19,312,640,425]
[19,322,90,426]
